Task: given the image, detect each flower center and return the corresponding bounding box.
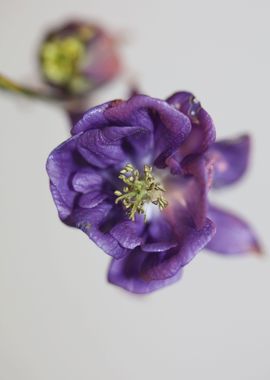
[114,163,168,221]
[40,36,87,93]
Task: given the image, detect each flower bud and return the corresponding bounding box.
[39,21,121,97]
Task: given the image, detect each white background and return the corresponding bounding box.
[0,1,269,379]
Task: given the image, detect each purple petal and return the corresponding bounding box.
[74,95,192,168]
[72,168,103,193]
[166,91,216,165]
[180,154,214,229]
[108,251,183,294]
[141,242,178,252]
[72,101,115,134]
[88,227,129,259]
[72,96,154,135]
[163,153,213,230]
[66,201,112,227]
[77,125,148,169]
[107,206,216,293]
[46,135,82,219]
[110,221,143,249]
[49,182,71,220]
[78,191,107,208]
[206,204,262,254]
[66,203,129,259]
[209,135,251,188]
[147,214,176,243]
[142,217,216,281]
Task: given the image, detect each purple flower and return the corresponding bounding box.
[39,20,121,97]
[46,92,261,294]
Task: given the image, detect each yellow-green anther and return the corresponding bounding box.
[40,36,87,92]
[114,163,168,221]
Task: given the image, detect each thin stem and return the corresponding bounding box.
[0,73,63,102]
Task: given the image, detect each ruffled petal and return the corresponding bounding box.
[142,217,216,281]
[107,204,216,293]
[66,201,112,228]
[110,221,143,249]
[46,134,83,219]
[49,182,71,220]
[72,101,114,134]
[209,135,250,188]
[66,202,129,259]
[206,204,262,254]
[166,91,216,166]
[77,125,148,169]
[108,251,183,294]
[74,95,192,167]
[89,227,129,259]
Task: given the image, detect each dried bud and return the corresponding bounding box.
[39,20,121,97]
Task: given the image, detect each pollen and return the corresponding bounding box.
[114,163,168,221]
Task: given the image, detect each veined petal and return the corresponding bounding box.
[75,95,192,168]
[46,134,83,219]
[206,204,262,254]
[66,203,129,259]
[108,251,183,294]
[72,101,115,134]
[108,205,216,293]
[142,218,216,281]
[77,125,148,169]
[110,221,143,249]
[89,227,129,259]
[49,182,71,220]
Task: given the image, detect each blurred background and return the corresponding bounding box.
[0,0,269,379]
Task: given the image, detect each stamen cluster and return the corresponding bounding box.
[114,163,168,221]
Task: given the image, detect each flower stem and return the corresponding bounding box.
[0,73,62,102]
